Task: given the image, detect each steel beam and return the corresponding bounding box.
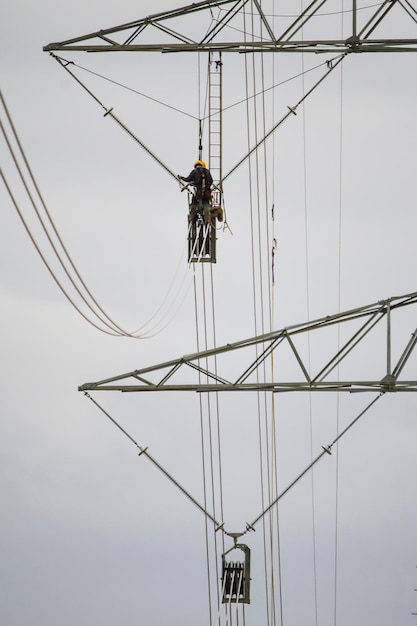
[44,0,417,54]
[78,291,417,394]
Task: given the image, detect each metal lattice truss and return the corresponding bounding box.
[44,0,417,55]
[79,291,417,394]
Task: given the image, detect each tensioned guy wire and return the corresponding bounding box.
[83,392,223,528]
[245,393,383,532]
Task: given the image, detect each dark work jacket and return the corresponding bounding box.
[182,167,213,200]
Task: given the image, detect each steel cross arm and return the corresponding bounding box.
[43,0,248,52]
[77,381,417,393]
[42,39,417,54]
[43,0,417,54]
[78,291,417,393]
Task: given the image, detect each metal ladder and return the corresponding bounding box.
[208,51,223,208]
[188,52,222,264]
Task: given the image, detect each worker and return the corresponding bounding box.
[178,160,213,225]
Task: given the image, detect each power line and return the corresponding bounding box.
[0,90,192,339]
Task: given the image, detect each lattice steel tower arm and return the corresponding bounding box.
[43,0,417,55]
[79,292,417,394]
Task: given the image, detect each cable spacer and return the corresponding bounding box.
[104,108,114,117]
[138,446,149,456]
[287,105,297,115]
[245,522,256,533]
[322,445,332,455]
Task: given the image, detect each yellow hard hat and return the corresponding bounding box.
[194,159,204,167]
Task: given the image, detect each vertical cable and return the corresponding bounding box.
[243,3,283,624]
[193,266,214,626]
[194,50,227,625]
[298,2,319,624]
[269,2,284,624]
[243,8,270,625]
[202,263,222,615]
[334,3,346,624]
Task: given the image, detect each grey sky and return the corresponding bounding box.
[1,2,417,625]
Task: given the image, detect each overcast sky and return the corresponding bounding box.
[1,2,417,625]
